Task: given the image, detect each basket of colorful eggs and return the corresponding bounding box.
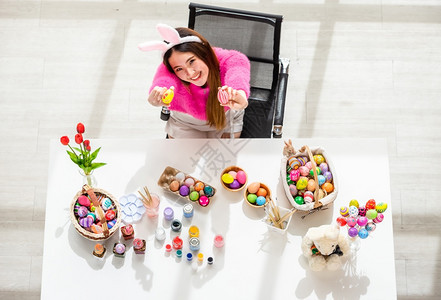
[157,166,216,207]
[244,182,271,208]
[220,166,248,192]
[70,185,122,241]
[281,140,338,211]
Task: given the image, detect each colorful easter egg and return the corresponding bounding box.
[221,173,234,184]
[79,216,94,228]
[324,171,333,182]
[289,184,298,196]
[217,89,229,105]
[256,188,267,197]
[358,205,366,216]
[307,179,316,192]
[317,175,326,186]
[348,227,358,237]
[169,180,180,192]
[107,219,117,229]
[290,169,300,181]
[179,185,190,197]
[349,206,359,217]
[162,87,174,104]
[366,209,378,220]
[358,228,369,239]
[365,222,376,232]
[229,180,241,189]
[189,191,199,201]
[357,216,368,227]
[194,181,205,191]
[322,182,334,193]
[349,199,359,208]
[175,172,185,182]
[365,199,376,210]
[304,191,314,203]
[87,212,96,222]
[309,167,321,177]
[101,198,112,211]
[286,173,294,185]
[236,170,247,185]
[247,182,260,194]
[319,162,329,173]
[299,166,309,176]
[256,196,266,206]
[74,203,81,216]
[198,196,210,207]
[297,156,308,166]
[247,193,257,204]
[228,171,237,178]
[296,177,308,190]
[373,213,384,223]
[203,186,215,197]
[77,206,88,218]
[105,209,116,221]
[376,202,388,213]
[305,161,313,170]
[336,216,347,226]
[313,154,325,165]
[340,206,349,217]
[294,196,304,205]
[288,156,301,170]
[347,217,357,227]
[78,195,90,207]
[184,177,195,187]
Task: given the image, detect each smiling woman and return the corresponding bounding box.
[139,24,250,138]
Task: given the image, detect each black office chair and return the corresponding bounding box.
[188,3,290,138]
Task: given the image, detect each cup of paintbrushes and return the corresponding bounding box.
[138,186,160,218]
[264,205,296,234]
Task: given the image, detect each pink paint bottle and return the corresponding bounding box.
[214,234,225,248]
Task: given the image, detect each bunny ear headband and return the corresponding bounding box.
[138,24,202,55]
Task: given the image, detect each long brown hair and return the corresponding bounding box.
[163,27,225,130]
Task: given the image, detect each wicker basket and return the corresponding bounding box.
[70,185,122,241]
[281,141,338,212]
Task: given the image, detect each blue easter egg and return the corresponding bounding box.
[358,228,369,239]
[256,196,266,206]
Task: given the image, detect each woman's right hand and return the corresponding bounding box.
[148,86,168,107]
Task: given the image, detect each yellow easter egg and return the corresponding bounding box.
[376,202,388,213]
[222,173,234,184]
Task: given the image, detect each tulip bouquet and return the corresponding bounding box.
[60,123,106,176]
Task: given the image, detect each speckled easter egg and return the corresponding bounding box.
[349,199,359,208]
[336,216,347,226]
[319,162,329,173]
[296,177,308,190]
[313,154,325,165]
[322,182,334,193]
[307,179,316,192]
[365,199,376,210]
[357,216,368,227]
[221,173,234,184]
[290,169,301,181]
[286,173,294,185]
[324,171,333,182]
[349,205,359,217]
[348,227,358,237]
[247,182,260,194]
[169,180,180,192]
[340,206,349,217]
[358,205,366,216]
[347,217,357,227]
[236,170,247,185]
[247,193,257,204]
[288,155,301,170]
[294,196,305,205]
[256,196,266,206]
[376,202,388,213]
[366,209,378,220]
[289,184,298,196]
[358,228,369,239]
[365,222,376,232]
[297,166,308,177]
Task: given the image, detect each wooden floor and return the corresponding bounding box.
[1,0,440,299]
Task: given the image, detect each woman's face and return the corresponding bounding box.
[168,51,209,86]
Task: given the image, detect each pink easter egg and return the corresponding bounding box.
[346,217,357,227]
[357,216,368,227]
[236,170,247,185]
[299,166,309,176]
[228,171,237,179]
[305,161,313,170]
[217,89,229,105]
[289,184,298,196]
[303,191,314,203]
[290,169,300,181]
[373,213,384,223]
[78,195,91,207]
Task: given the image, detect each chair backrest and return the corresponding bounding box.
[188,3,283,98]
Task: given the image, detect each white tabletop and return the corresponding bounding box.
[41,138,396,299]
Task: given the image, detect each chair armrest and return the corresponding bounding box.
[272,57,290,138]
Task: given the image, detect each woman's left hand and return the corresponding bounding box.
[218,86,248,110]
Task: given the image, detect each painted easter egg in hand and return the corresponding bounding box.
[162,87,174,105]
[217,89,229,105]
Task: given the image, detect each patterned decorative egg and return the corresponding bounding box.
[236,170,247,185]
[299,166,309,176]
[357,216,368,227]
[348,227,358,237]
[349,205,359,217]
[324,171,333,182]
[289,184,298,196]
[376,202,388,213]
[297,156,308,166]
[349,199,359,208]
[290,169,301,181]
[358,228,369,239]
[373,213,384,223]
[294,196,304,205]
[347,217,357,227]
[303,191,314,203]
[77,206,88,218]
[317,175,326,186]
[365,222,376,232]
[296,177,308,190]
[101,198,113,211]
[366,209,378,220]
[358,205,366,216]
[286,174,294,185]
[313,154,325,165]
[340,206,349,217]
[336,216,347,226]
[288,155,301,170]
[203,186,215,197]
[365,199,376,210]
[309,167,321,177]
[305,161,313,170]
[199,195,210,207]
[319,162,329,173]
[322,182,334,193]
[307,179,316,192]
[189,191,199,201]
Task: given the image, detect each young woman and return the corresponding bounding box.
[139,24,250,138]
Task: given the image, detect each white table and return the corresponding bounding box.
[41,138,396,299]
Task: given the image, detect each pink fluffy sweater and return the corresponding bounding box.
[149,47,251,121]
